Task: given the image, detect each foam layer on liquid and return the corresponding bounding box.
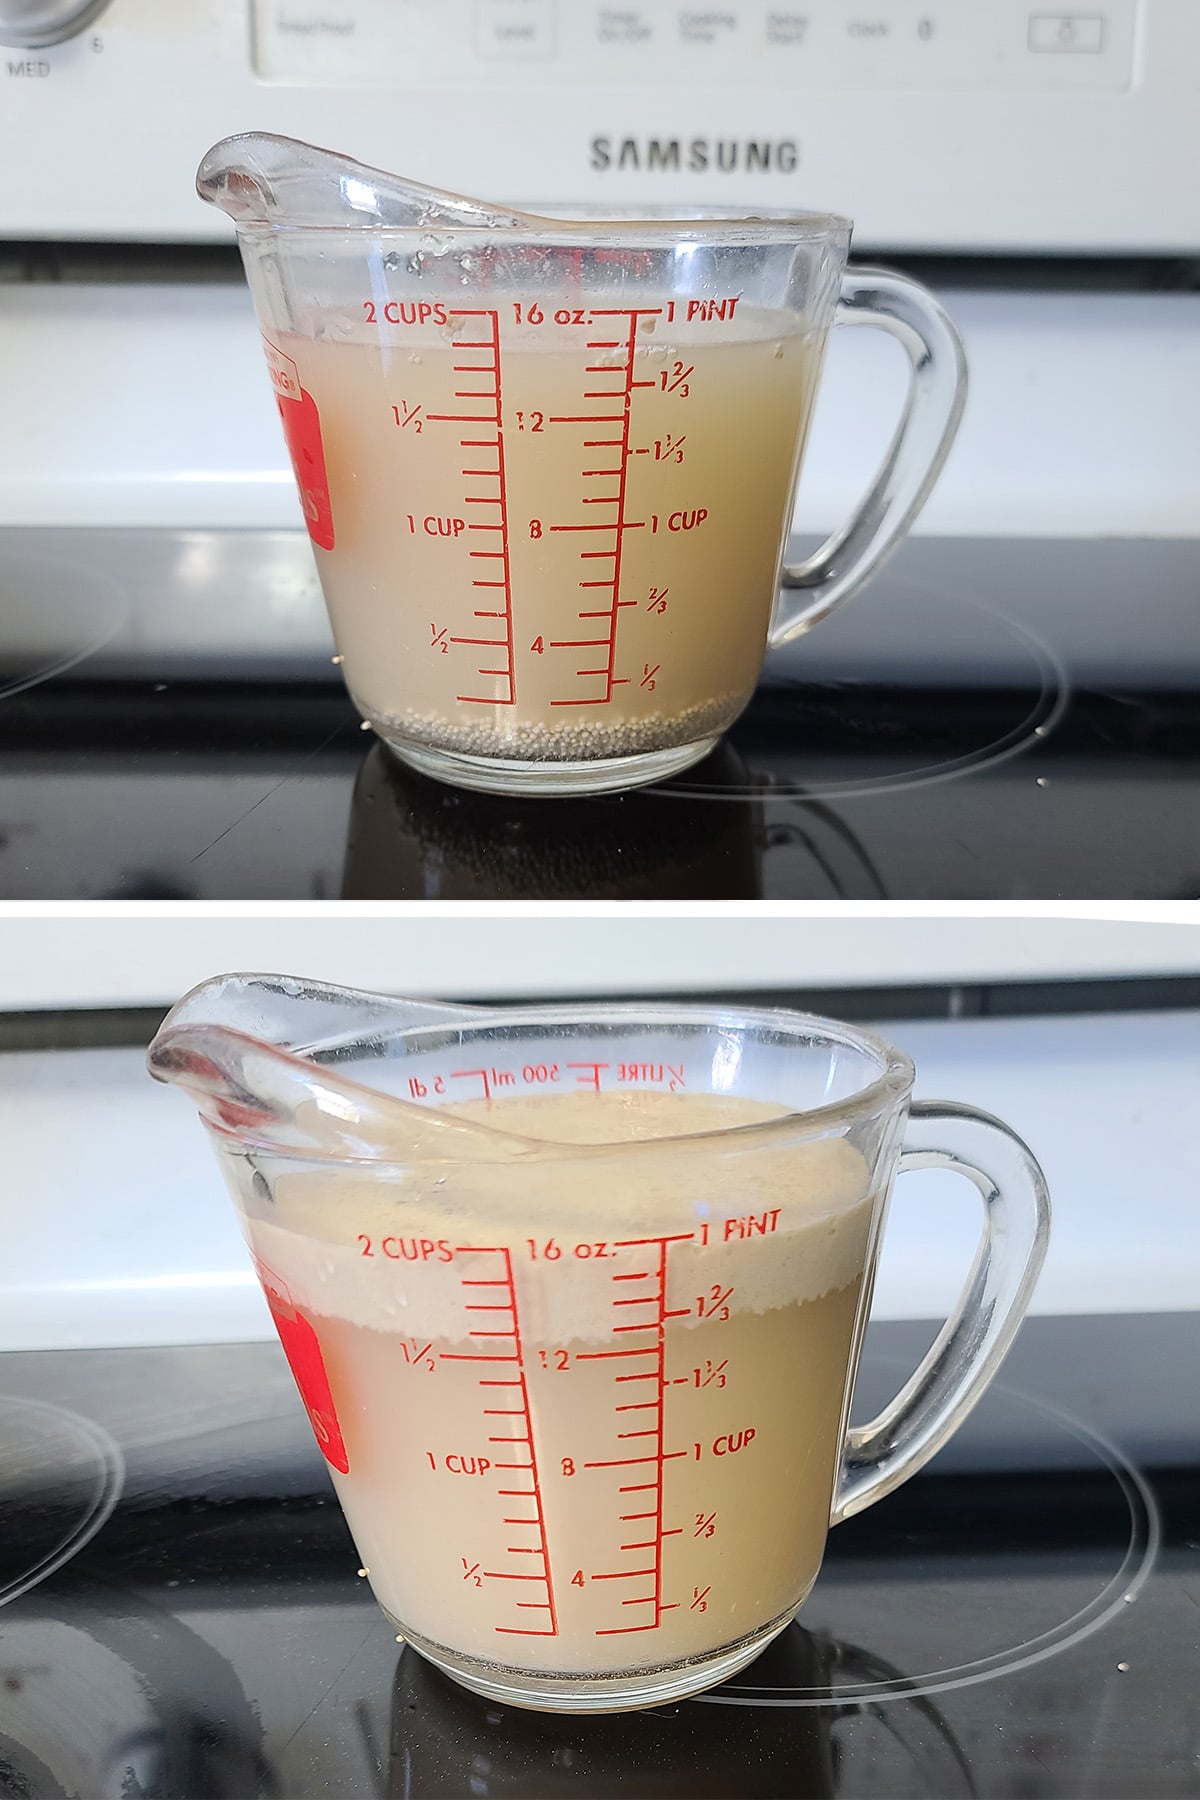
[235,1092,877,1343]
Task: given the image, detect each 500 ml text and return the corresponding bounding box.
[589,138,799,174]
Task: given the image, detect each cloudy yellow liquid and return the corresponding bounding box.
[277,309,823,762]
[236,1091,878,1679]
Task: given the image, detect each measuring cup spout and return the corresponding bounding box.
[147,972,534,1162]
[196,133,530,232]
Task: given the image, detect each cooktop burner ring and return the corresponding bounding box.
[700,1383,1160,1709]
[653,586,1072,804]
[0,1396,126,1608]
[0,550,128,704]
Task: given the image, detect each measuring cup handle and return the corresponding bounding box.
[830,1100,1050,1526]
[768,268,968,648]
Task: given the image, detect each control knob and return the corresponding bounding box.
[0,1,108,46]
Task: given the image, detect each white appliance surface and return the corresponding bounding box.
[1,1006,1194,1352]
[0,0,1195,251]
[3,915,1200,1010]
[3,7,1196,545]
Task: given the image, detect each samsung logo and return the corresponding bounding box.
[590,136,800,174]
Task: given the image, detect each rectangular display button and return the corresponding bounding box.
[1028,13,1106,52]
[476,0,557,59]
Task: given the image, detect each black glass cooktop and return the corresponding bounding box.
[0,1317,1196,1800]
[1,532,1197,899]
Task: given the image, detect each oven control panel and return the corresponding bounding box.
[251,1,1137,92]
[0,0,1196,249]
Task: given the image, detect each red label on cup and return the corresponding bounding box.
[263,338,336,552]
[255,1259,350,1473]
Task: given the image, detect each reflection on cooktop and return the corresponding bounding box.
[0,1397,124,1607]
[0,1333,1196,1800]
[0,535,1196,898]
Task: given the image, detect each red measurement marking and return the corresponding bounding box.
[614,1234,696,1249]
[430,625,449,651]
[696,1360,728,1388]
[662,362,695,394]
[640,664,660,691]
[567,1062,608,1090]
[473,1246,558,1639]
[691,1586,711,1612]
[584,1455,657,1469]
[463,1561,481,1582]
[584,311,639,706]
[593,1236,677,1640]
[421,311,514,709]
[646,587,669,614]
[698,1286,735,1317]
[694,1512,717,1539]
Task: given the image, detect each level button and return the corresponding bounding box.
[476,0,557,60]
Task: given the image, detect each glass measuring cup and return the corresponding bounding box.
[197,135,967,797]
[149,975,1048,1714]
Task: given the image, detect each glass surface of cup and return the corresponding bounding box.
[149,978,1047,1713]
[197,136,963,797]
